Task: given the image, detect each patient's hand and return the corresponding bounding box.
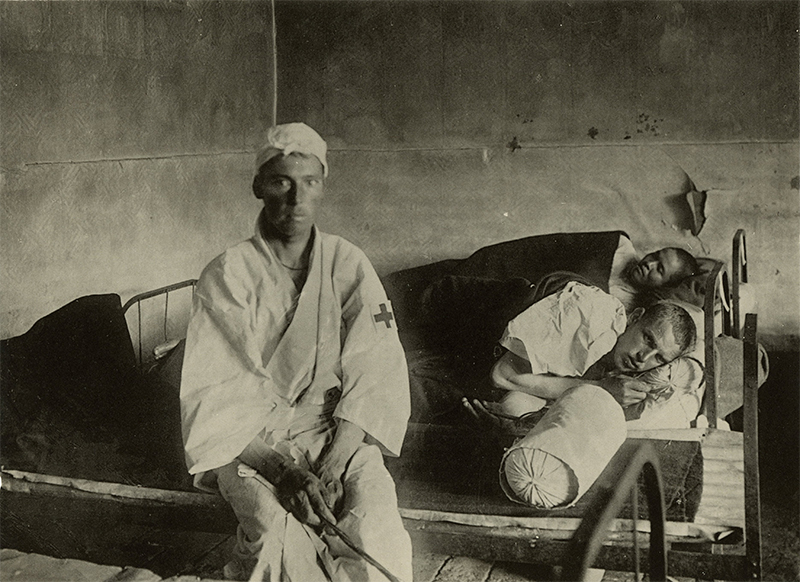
[314,457,345,518]
[598,376,649,407]
[274,463,337,527]
[462,398,545,437]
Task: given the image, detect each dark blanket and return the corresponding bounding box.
[382,231,626,345]
[382,231,628,422]
[1,295,137,441]
[0,294,188,488]
[451,230,626,289]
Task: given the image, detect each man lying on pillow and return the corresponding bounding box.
[608,236,700,311]
[464,282,697,424]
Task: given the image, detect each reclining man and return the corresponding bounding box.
[608,236,700,311]
[465,280,697,423]
[409,238,700,424]
[180,123,413,581]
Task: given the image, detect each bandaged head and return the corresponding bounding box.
[255,122,328,177]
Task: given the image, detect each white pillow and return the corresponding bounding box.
[625,356,704,431]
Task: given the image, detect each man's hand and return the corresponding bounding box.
[311,419,365,519]
[314,456,346,518]
[598,375,650,407]
[274,463,338,527]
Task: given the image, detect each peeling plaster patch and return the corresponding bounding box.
[659,153,707,236]
[791,175,799,189]
[686,188,707,235]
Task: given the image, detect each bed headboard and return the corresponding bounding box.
[732,229,747,339]
[122,279,196,371]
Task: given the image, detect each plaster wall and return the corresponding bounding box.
[1,0,273,337]
[1,0,798,351]
[275,0,800,348]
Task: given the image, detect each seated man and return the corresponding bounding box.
[180,123,412,581]
[468,282,697,421]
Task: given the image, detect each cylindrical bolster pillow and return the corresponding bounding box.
[500,384,627,508]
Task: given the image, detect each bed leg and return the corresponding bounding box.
[743,314,762,581]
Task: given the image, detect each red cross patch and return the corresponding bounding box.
[372,301,395,331]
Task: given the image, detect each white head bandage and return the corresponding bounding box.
[255,122,328,177]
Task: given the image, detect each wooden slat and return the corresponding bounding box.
[627,428,707,442]
[700,471,746,489]
[1,471,238,535]
[704,463,743,475]
[702,450,744,464]
[743,314,762,581]
[704,429,745,447]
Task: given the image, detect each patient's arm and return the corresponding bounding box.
[490,351,588,400]
[491,351,648,407]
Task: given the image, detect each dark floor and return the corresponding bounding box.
[743,349,800,582]
[746,350,800,582]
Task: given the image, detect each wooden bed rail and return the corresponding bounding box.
[701,260,732,427]
[743,313,762,581]
[0,446,669,582]
[563,441,667,582]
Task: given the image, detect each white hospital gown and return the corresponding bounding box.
[499,281,627,378]
[180,218,412,582]
[497,281,627,414]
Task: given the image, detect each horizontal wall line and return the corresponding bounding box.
[15,139,798,167]
[327,139,798,152]
[21,149,257,167]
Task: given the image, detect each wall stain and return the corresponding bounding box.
[587,127,599,140]
[507,136,521,152]
[635,113,663,137]
[791,175,799,190]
